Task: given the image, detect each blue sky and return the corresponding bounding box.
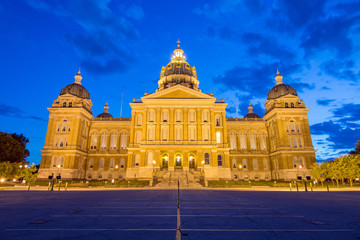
[0,0,359,164]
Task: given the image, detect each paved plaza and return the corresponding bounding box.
[1,189,360,240]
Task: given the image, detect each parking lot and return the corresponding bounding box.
[1,189,359,239]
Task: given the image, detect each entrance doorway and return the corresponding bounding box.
[162,155,168,169]
[189,154,195,169]
[175,154,182,168]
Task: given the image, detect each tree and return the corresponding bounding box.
[0,161,20,179]
[18,164,39,191]
[310,162,325,186]
[0,132,30,163]
[350,140,360,155]
[344,155,360,187]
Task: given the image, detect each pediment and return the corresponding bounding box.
[142,85,216,100]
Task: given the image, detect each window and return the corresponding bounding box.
[55,138,58,147]
[293,157,297,168]
[52,156,57,167]
[299,157,305,168]
[189,109,196,122]
[292,137,298,148]
[99,158,104,169]
[161,110,169,122]
[230,134,237,150]
[202,110,209,122]
[110,134,117,150]
[204,153,210,165]
[134,154,140,167]
[253,159,258,169]
[147,152,154,166]
[203,126,210,141]
[290,120,295,132]
[263,159,268,170]
[78,158,82,170]
[217,155,222,166]
[189,126,196,141]
[63,102,66,107]
[175,126,182,141]
[250,134,256,150]
[260,135,266,150]
[215,115,221,126]
[120,133,127,149]
[285,102,289,108]
[69,102,72,107]
[60,156,64,167]
[161,126,169,141]
[120,158,125,168]
[175,109,182,122]
[135,131,142,144]
[91,135,97,149]
[60,138,64,147]
[65,138,68,146]
[299,137,303,147]
[101,134,107,149]
[62,120,67,132]
[68,124,71,132]
[232,159,237,169]
[57,124,60,132]
[240,134,247,150]
[110,158,114,168]
[242,159,248,169]
[89,158,94,168]
[136,114,142,126]
[291,103,294,108]
[148,110,155,122]
[216,132,221,144]
[147,125,155,141]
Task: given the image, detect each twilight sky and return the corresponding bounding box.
[0,0,359,165]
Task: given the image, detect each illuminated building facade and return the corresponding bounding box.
[38,42,316,182]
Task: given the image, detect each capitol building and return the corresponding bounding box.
[38,42,316,183]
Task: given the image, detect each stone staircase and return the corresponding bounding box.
[154,169,203,188]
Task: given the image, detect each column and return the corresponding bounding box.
[197,107,202,141]
[222,111,228,144]
[212,150,218,167]
[140,149,146,167]
[129,111,136,144]
[210,108,216,142]
[142,108,147,141]
[183,150,189,170]
[156,107,161,140]
[184,107,188,141]
[170,107,174,141]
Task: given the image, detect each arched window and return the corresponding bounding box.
[161,126,169,141]
[100,134,107,149]
[203,126,210,141]
[120,132,127,149]
[68,102,72,107]
[291,102,294,108]
[62,120,67,132]
[89,158,94,168]
[217,155,222,166]
[240,133,247,150]
[290,120,295,132]
[249,133,257,150]
[91,134,97,149]
[99,158,104,169]
[63,102,66,107]
[136,114,142,126]
[52,156,57,168]
[215,115,221,126]
[293,157,297,168]
[204,153,210,165]
[110,134,117,150]
[232,159,237,169]
[59,138,64,147]
[147,152,154,166]
[260,134,266,150]
[299,157,305,167]
[161,109,169,122]
[285,102,289,108]
[189,126,196,141]
[188,109,196,122]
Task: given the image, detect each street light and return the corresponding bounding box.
[115,165,118,169]
[201,161,205,174]
[153,160,156,173]
[24,165,28,168]
[0,178,4,183]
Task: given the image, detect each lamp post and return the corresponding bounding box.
[153,160,156,173]
[201,161,205,174]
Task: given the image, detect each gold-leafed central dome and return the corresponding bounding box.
[157,40,199,91]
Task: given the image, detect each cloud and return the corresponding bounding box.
[0,103,46,122]
[320,59,359,82]
[311,120,360,150]
[332,103,360,122]
[317,99,335,106]
[26,0,141,74]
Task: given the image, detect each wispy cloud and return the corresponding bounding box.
[0,103,46,122]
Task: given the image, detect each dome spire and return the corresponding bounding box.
[275,68,283,85]
[104,102,109,113]
[74,68,82,85]
[171,39,186,62]
[248,102,254,114]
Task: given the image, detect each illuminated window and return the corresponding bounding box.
[216,132,221,144]
[250,134,256,150]
[101,134,107,149]
[120,133,127,149]
[91,134,97,149]
[204,153,210,165]
[240,134,247,150]
[110,134,117,149]
[230,134,237,150]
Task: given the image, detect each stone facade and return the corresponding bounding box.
[38,43,316,181]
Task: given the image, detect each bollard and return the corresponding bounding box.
[58,181,61,191]
[48,181,51,191]
[310,182,313,191]
[51,179,54,191]
[65,181,68,191]
[327,182,329,192]
[296,182,299,192]
[289,183,292,191]
[226,181,228,188]
[305,182,308,192]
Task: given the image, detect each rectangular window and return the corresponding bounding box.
[91,135,97,149]
[260,135,266,150]
[120,134,127,149]
[110,135,117,149]
[216,132,221,144]
[240,135,247,150]
[250,135,256,150]
[101,135,107,149]
[263,159,268,170]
